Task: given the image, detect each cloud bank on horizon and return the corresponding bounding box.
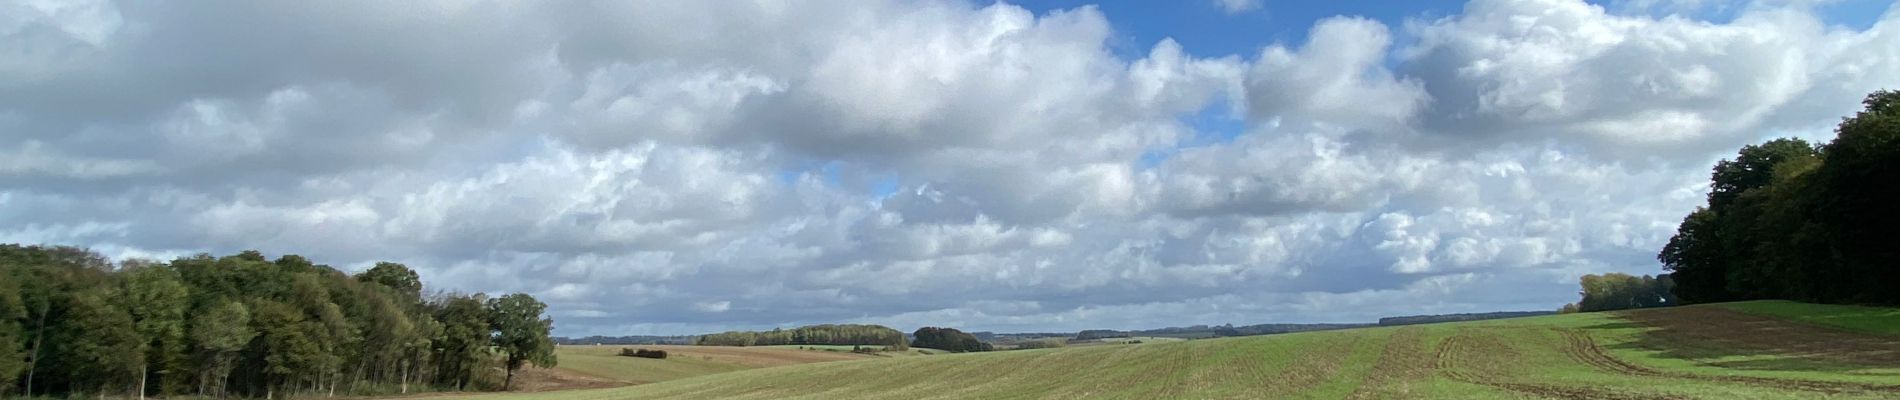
[2,0,1896,336]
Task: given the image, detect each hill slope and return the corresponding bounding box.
[472,301,1900,399]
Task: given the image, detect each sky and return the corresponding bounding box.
[2,0,1896,337]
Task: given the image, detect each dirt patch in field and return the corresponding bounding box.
[507,366,627,392]
[1565,309,1900,394]
[1617,306,1900,367]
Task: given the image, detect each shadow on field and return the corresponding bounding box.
[1580,306,1900,373]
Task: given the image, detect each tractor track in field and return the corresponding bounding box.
[1435,330,1689,400]
[1557,327,1900,394]
[1346,327,1432,399]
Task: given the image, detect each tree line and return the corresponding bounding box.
[1659,90,1900,305]
[694,324,907,349]
[1560,273,1676,313]
[910,327,990,353]
[0,244,556,398]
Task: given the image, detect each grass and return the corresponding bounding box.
[455,301,1900,399]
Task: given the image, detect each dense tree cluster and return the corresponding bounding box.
[694,324,907,349]
[1660,90,1900,305]
[1074,330,1129,340]
[1562,273,1676,312]
[0,244,556,398]
[910,327,991,353]
[618,348,668,359]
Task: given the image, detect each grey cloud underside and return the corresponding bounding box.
[2,0,1896,335]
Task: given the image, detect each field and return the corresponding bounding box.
[526,344,871,388]
[467,301,1900,399]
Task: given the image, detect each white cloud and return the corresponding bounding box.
[1248,17,1428,131]
[2,0,1895,336]
[1400,0,1900,157]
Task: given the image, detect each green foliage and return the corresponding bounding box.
[696,324,909,349]
[434,293,493,390]
[190,300,253,397]
[488,293,557,390]
[253,299,323,390]
[911,327,991,353]
[1661,90,1900,305]
[1574,273,1674,312]
[56,288,145,396]
[0,244,561,397]
[358,262,424,299]
[121,265,191,395]
[0,269,25,396]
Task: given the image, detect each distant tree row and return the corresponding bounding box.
[1377,311,1554,326]
[1009,338,1065,350]
[695,324,907,349]
[1560,273,1676,313]
[1660,90,1900,305]
[910,327,990,353]
[0,244,556,399]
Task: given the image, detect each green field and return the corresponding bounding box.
[472,301,1900,399]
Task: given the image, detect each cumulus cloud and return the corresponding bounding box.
[1247,17,1428,131]
[2,0,1896,336]
[1400,0,1900,157]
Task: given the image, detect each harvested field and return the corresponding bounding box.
[444,301,1900,400]
[528,344,870,387]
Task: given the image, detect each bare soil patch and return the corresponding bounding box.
[508,365,627,392]
[1618,306,1900,366]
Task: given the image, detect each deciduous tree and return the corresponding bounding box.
[487,293,556,391]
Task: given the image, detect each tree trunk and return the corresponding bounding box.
[504,368,515,391]
[400,365,408,394]
[25,310,46,396]
[140,364,148,400]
